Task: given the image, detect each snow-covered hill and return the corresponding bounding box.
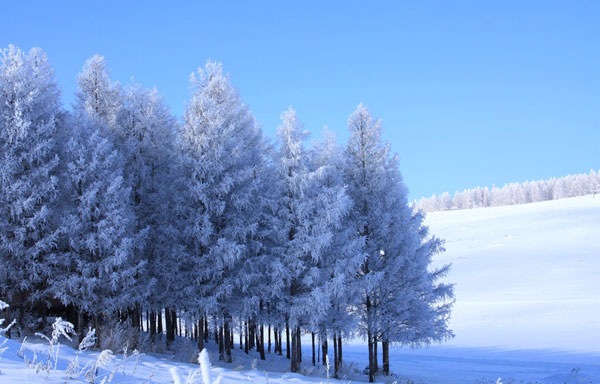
[1,194,599,384]
[426,194,600,351]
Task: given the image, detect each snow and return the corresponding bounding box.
[1,195,599,384]
[426,194,600,351]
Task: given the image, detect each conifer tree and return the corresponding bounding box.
[343,104,453,381]
[181,61,264,361]
[0,46,62,328]
[52,113,144,340]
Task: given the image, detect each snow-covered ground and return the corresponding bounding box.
[1,194,599,383]
[426,194,600,351]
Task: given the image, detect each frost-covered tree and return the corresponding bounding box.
[114,83,180,332]
[52,113,144,340]
[309,130,364,373]
[180,61,264,361]
[343,104,453,381]
[77,55,179,332]
[266,108,350,372]
[75,55,120,127]
[0,46,61,327]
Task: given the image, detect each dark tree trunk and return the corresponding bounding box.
[278,328,283,355]
[317,334,320,363]
[198,318,204,351]
[322,336,328,366]
[171,310,178,341]
[297,329,302,362]
[286,321,290,359]
[255,325,260,351]
[290,325,300,372]
[165,308,173,345]
[368,330,374,382]
[259,324,266,360]
[311,332,315,366]
[224,321,232,363]
[333,332,339,377]
[218,325,224,360]
[150,311,157,338]
[158,309,163,335]
[204,317,209,342]
[373,336,378,373]
[338,334,343,364]
[382,340,390,376]
[239,324,243,350]
[244,321,249,354]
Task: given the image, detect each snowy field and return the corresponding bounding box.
[1,195,599,383]
[427,194,600,351]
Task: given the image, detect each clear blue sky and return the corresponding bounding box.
[2,1,598,200]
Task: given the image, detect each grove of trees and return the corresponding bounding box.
[415,170,600,212]
[0,45,453,381]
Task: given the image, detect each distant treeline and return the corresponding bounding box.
[414,170,600,213]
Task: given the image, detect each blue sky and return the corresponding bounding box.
[2,1,598,200]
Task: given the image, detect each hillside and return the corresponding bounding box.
[426,194,600,351]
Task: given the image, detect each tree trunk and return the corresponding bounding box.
[286,321,290,359]
[297,329,302,362]
[244,321,249,354]
[382,340,390,376]
[373,336,378,374]
[198,318,204,351]
[171,310,177,341]
[150,311,157,339]
[204,317,209,342]
[255,325,260,351]
[224,321,232,363]
[239,323,243,350]
[368,330,374,382]
[311,332,315,366]
[338,334,342,364]
[259,324,266,360]
[158,309,163,335]
[333,332,339,377]
[218,325,224,360]
[317,334,320,363]
[290,325,300,372]
[165,308,173,345]
[322,335,328,366]
[278,328,283,355]
[268,324,271,353]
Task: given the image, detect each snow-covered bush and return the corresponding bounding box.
[34,317,75,372]
[169,349,221,384]
[0,300,15,337]
[86,349,116,384]
[98,320,150,353]
[66,328,97,379]
[0,300,16,372]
